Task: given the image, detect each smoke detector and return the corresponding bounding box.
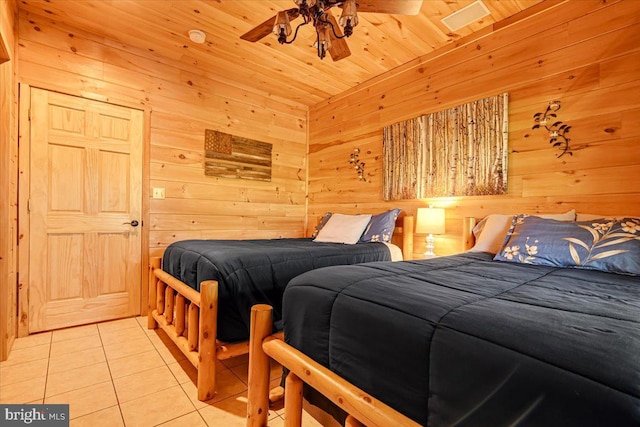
[441,0,491,32]
[189,29,206,44]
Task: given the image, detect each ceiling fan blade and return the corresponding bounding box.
[356,0,423,15]
[240,8,300,42]
[325,11,351,61]
[240,16,276,42]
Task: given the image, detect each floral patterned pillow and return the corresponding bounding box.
[360,209,402,243]
[494,215,640,275]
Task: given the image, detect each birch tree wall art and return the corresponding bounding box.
[383,93,509,200]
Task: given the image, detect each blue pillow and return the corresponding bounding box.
[494,215,640,275]
[360,209,402,243]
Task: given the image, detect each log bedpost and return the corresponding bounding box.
[284,373,303,427]
[345,415,366,427]
[463,217,477,251]
[403,215,414,261]
[197,280,218,401]
[247,304,273,427]
[148,257,161,329]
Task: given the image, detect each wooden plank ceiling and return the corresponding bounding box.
[18,0,544,107]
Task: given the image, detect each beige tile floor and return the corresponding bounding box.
[0,316,325,427]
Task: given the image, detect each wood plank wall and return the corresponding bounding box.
[5,1,639,340]
[14,10,308,325]
[307,0,640,258]
[0,0,18,360]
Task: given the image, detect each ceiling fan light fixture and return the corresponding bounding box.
[273,10,292,43]
[240,0,424,61]
[339,0,358,35]
[294,0,317,8]
[314,25,332,59]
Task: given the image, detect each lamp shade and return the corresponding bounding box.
[316,25,332,51]
[416,207,445,235]
[273,10,292,37]
[339,0,359,28]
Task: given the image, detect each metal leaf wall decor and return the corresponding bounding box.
[383,93,509,200]
[532,100,572,158]
[348,148,366,181]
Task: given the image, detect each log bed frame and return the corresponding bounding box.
[246,217,477,427]
[147,215,415,402]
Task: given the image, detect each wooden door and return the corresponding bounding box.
[28,88,143,332]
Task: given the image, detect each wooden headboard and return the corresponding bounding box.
[394,215,477,259]
[392,215,414,261]
[463,217,478,252]
[311,214,472,261]
[310,214,415,261]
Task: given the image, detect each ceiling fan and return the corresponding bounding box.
[240,0,424,61]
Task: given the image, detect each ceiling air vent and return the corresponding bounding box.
[441,0,491,32]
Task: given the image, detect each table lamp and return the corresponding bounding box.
[416,206,445,258]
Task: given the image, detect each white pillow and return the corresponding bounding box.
[469,209,576,254]
[313,213,372,244]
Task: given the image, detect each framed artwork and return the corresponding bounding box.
[204,130,272,182]
[383,93,509,200]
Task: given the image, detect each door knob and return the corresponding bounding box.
[123,220,139,227]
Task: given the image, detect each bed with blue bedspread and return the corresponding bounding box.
[150,212,411,404]
[162,238,394,343]
[283,247,640,426]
